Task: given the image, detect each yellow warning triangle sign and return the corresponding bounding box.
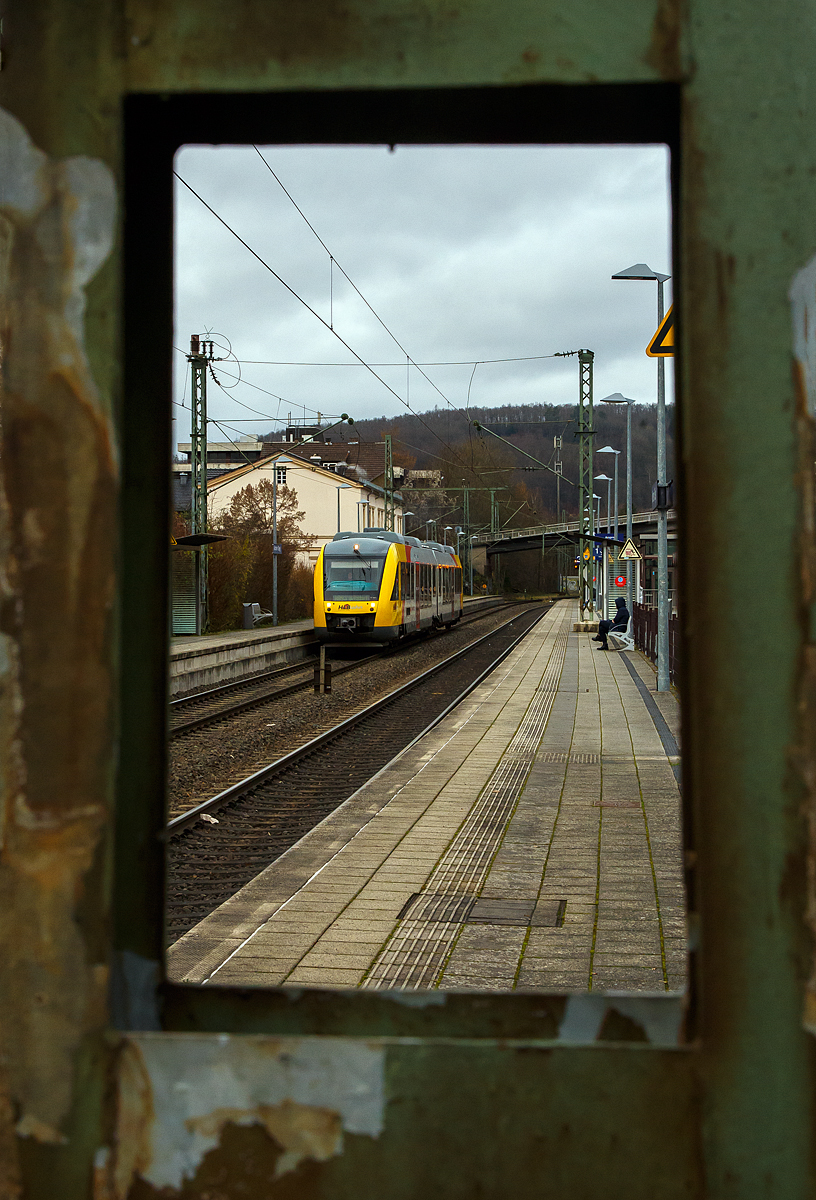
[646,305,674,357]
[619,538,642,560]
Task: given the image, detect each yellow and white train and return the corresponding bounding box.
[314,529,464,643]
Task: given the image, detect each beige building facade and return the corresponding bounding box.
[207,453,406,566]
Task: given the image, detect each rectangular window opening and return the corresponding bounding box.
[120,84,689,1043]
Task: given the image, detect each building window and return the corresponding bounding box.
[276,467,287,485]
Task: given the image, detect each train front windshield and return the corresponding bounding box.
[324,555,386,600]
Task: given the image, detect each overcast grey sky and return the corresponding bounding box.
[173,143,672,449]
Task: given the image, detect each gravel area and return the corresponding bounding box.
[168,604,540,817]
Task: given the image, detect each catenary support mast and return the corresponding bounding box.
[383,434,395,531]
[577,349,595,619]
[187,334,215,633]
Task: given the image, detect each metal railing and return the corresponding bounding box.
[640,589,678,615]
[633,601,679,687]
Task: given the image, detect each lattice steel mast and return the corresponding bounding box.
[187,334,215,631]
[577,349,595,619]
[383,434,395,530]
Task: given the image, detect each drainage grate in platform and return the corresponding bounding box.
[397,893,569,929]
[397,892,474,923]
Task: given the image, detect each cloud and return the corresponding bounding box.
[174,143,672,446]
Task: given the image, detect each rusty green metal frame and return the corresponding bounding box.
[116,83,684,1039]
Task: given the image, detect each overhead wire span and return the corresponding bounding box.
[232,354,565,366]
[174,170,474,473]
[208,420,267,468]
[253,146,471,422]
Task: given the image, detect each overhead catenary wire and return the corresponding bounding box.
[253,146,474,424]
[174,170,475,475]
[249,149,515,480]
[232,354,565,366]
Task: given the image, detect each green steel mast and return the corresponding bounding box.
[577,349,595,619]
[187,334,214,632]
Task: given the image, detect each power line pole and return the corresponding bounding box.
[187,334,215,633]
[576,350,595,619]
[383,434,395,531]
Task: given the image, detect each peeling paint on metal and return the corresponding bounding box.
[109,1036,385,1193]
[558,994,684,1045]
[0,103,117,1147]
[644,0,684,79]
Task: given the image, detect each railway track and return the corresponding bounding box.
[165,603,548,943]
[168,598,532,739]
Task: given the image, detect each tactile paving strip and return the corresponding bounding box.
[540,751,601,764]
[363,622,569,990]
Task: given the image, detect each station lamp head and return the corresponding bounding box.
[594,473,612,482]
[597,445,620,455]
[599,393,634,405]
[611,263,671,283]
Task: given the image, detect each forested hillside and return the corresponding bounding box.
[338,402,675,535]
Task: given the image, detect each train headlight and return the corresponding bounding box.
[325,603,331,611]
[370,602,376,610]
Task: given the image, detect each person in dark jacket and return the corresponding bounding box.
[593,596,630,650]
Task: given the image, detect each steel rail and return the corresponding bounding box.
[168,598,533,739]
[170,596,514,712]
[167,605,548,834]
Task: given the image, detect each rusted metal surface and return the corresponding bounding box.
[1,0,816,1195]
[0,99,117,1186]
[123,0,687,93]
[790,257,816,1037]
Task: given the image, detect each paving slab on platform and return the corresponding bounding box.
[169,601,686,993]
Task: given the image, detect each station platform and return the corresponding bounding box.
[169,619,315,697]
[168,596,502,696]
[169,600,686,992]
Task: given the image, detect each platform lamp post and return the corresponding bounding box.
[595,473,612,618]
[592,493,602,614]
[335,483,352,533]
[272,456,292,628]
[597,446,621,613]
[599,395,634,610]
[444,526,454,545]
[612,264,671,691]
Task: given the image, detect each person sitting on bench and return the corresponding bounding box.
[593,596,630,650]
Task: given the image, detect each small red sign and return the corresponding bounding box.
[615,576,627,587]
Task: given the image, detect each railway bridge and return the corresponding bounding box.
[473,509,678,556]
